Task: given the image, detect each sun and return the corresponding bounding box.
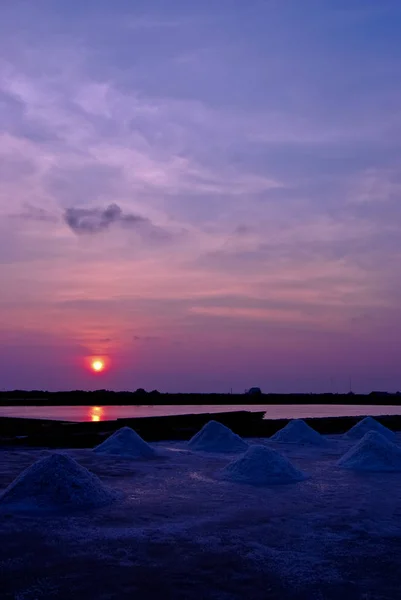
[91,359,105,373]
[85,355,109,374]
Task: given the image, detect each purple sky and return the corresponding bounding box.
[1,0,401,393]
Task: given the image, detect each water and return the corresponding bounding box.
[0,404,401,422]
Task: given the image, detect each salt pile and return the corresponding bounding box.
[344,416,395,441]
[270,419,326,445]
[221,444,307,485]
[93,426,156,458]
[338,431,401,472]
[188,420,248,453]
[0,453,115,512]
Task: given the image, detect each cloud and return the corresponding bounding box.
[125,16,198,30]
[234,224,254,235]
[64,203,148,234]
[45,163,123,207]
[133,334,160,342]
[12,204,59,223]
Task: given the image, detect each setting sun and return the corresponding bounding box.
[85,355,109,375]
[91,359,105,373]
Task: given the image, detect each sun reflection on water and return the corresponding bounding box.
[89,406,104,422]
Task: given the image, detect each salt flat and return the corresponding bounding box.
[1,433,401,599]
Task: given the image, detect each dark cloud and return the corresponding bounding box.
[234,224,253,235]
[64,203,149,234]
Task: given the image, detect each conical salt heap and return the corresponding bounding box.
[188,420,248,453]
[93,426,156,458]
[270,419,326,445]
[338,431,401,472]
[344,416,395,441]
[221,444,307,485]
[0,453,115,512]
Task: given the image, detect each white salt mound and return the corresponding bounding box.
[338,431,401,472]
[0,453,115,512]
[93,426,156,458]
[221,444,307,485]
[270,419,326,445]
[344,416,395,441]
[188,420,248,453]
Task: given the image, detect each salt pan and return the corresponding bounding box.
[271,419,326,445]
[188,420,248,453]
[0,453,115,512]
[221,444,307,485]
[93,426,156,458]
[338,431,401,472]
[344,416,395,441]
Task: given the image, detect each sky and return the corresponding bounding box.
[1,0,401,393]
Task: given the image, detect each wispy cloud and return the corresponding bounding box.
[12,204,59,223]
[347,167,401,205]
[125,15,201,30]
